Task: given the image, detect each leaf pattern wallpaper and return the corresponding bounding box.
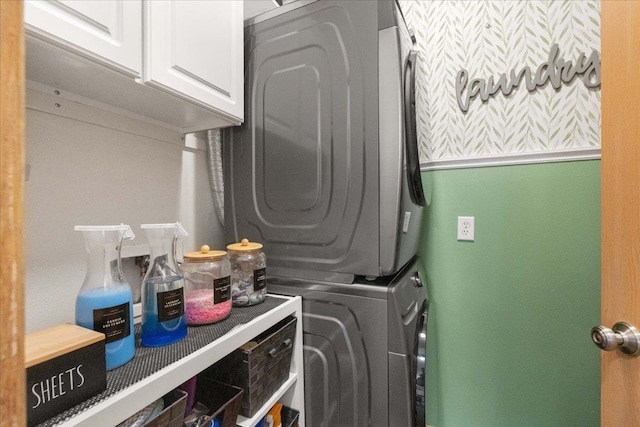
[399,0,601,165]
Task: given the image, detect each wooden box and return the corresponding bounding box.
[25,324,106,426]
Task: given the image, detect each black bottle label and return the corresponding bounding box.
[254,268,266,291]
[214,276,231,304]
[93,302,130,344]
[157,288,185,322]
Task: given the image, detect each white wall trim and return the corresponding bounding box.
[420,148,601,171]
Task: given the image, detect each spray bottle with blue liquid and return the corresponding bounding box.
[75,224,136,370]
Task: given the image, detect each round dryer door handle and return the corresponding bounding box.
[591,322,640,355]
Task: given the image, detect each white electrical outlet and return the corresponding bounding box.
[457,216,475,241]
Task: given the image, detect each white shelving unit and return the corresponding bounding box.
[236,373,298,427]
[56,295,305,427]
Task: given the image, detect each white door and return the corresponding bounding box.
[24,0,142,76]
[144,0,243,122]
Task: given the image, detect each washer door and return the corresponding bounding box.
[415,300,428,426]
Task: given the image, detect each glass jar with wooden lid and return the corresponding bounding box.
[226,239,266,306]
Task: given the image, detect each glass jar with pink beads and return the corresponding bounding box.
[181,245,232,325]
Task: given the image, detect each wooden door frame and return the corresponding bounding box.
[0,0,26,425]
[601,1,640,425]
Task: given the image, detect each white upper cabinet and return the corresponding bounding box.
[24,0,243,132]
[24,0,142,77]
[145,1,243,120]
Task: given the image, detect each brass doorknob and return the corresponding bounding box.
[591,322,640,356]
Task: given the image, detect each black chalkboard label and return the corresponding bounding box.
[157,288,185,322]
[214,276,231,304]
[253,268,266,291]
[92,302,130,344]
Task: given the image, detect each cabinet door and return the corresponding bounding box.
[24,0,142,76]
[144,0,243,122]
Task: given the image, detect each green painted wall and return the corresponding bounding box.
[420,160,601,427]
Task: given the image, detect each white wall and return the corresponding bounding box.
[24,100,224,333]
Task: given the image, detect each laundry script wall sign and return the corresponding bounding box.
[455,44,601,113]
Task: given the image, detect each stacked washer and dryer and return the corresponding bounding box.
[224,1,428,425]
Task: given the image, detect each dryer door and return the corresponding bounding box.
[403,48,426,208]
